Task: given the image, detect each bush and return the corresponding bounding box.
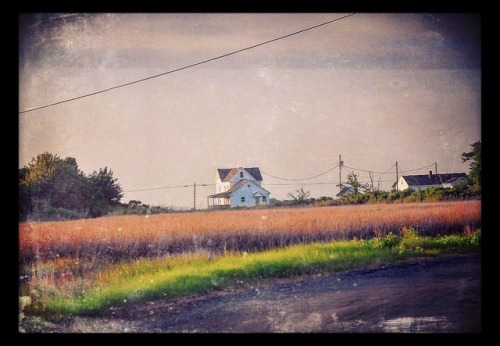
[400,226,418,239]
[367,231,402,249]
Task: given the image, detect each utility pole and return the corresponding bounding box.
[435,161,443,184]
[193,182,208,210]
[395,161,399,191]
[368,171,374,192]
[338,154,344,192]
[193,182,196,211]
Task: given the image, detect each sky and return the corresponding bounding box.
[18,13,481,209]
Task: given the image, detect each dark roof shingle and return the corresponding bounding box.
[402,173,467,187]
[336,186,355,197]
[217,167,263,182]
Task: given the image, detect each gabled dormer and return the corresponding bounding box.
[214,167,263,193]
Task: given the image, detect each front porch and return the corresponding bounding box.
[207,192,231,208]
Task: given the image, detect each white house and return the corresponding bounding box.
[207,167,271,208]
[398,171,468,191]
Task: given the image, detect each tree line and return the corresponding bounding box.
[19,141,480,220]
[275,141,481,207]
[19,152,124,221]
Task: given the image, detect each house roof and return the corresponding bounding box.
[444,176,468,184]
[402,173,467,187]
[208,191,231,199]
[217,167,263,182]
[208,179,270,198]
[336,186,355,197]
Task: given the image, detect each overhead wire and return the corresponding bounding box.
[19,13,357,114]
[123,162,443,193]
[399,164,434,174]
[19,12,463,201]
[124,183,213,193]
[343,164,396,174]
[261,165,339,181]
[263,181,337,186]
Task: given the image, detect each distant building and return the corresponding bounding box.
[335,186,356,197]
[398,171,468,191]
[207,167,271,208]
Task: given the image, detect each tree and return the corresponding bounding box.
[346,172,369,194]
[391,181,398,192]
[19,153,124,220]
[19,152,64,219]
[88,167,124,206]
[461,141,481,187]
[288,187,310,204]
[21,152,62,186]
[18,167,32,220]
[48,157,94,213]
[19,153,94,220]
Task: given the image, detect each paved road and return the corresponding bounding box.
[22,254,481,333]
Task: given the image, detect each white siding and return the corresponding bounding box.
[210,168,268,208]
[399,176,449,191]
[229,168,258,187]
[214,197,230,206]
[399,177,434,191]
[230,181,270,207]
[215,181,230,193]
[398,177,410,190]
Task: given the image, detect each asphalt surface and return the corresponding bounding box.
[20,253,481,333]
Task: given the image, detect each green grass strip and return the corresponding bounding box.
[41,230,480,316]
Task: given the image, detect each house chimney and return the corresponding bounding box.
[429,170,433,180]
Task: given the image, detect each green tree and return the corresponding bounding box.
[21,152,62,186]
[19,153,64,219]
[461,141,481,186]
[88,167,124,207]
[346,172,369,194]
[18,167,32,220]
[47,157,93,213]
[19,153,124,220]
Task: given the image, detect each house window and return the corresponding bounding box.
[262,196,266,203]
[240,172,244,178]
[241,197,246,203]
[247,184,250,188]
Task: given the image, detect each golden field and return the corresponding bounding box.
[19,201,481,264]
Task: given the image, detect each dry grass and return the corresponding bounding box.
[20,201,481,265]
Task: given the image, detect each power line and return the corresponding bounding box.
[356,179,395,184]
[122,162,445,194]
[124,185,191,193]
[343,164,395,174]
[263,181,337,186]
[263,179,395,188]
[19,13,357,114]
[124,183,213,193]
[436,163,459,174]
[261,165,339,181]
[382,163,396,173]
[400,164,434,174]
